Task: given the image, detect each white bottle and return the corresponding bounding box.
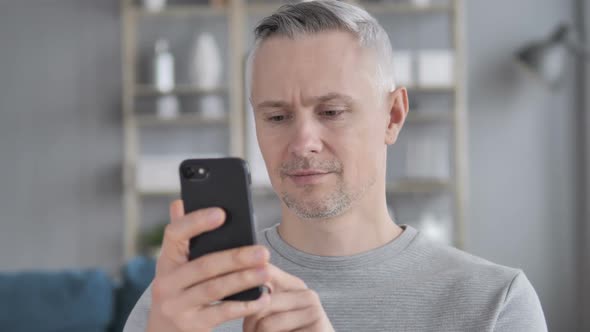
[411,0,431,8]
[199,95,224,120]
[153,39,175,93]
[142,0,167,12]
[190,32,222,89]
[156,95,179,119]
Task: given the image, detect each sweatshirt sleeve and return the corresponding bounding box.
[493,271,547,332]
[123,283,152,332]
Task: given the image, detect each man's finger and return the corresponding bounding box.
[265,289,317,314]
[163,245,270,292]
[200,292,271,328]
[169,199,184,223]
[243,289,316,332]
[157,206,226,274]
[255,306,320,332]
[163,266,272,311]
[267,264,308,292]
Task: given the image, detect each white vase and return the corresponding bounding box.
[156,95,179,119]
[190,32,223,90]
[418,50,454,87]
[411,0,431,7]
[142,0,167,12]
[199,95,225,119]
[152,39,175,93]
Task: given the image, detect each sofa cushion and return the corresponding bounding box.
[111,256,155,332]
[0,269,114,332]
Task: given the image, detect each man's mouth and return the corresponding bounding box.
[287,170,330,177]
[286,170,332,185]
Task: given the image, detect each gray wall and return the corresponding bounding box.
[581,0,590,330]
[465,0,580,331]
[0,0,124,273]
[0,0,584,331]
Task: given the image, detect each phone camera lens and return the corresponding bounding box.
[181,166,196,179]
[182,165,208,180]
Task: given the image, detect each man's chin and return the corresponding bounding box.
[283,183,327,196]
[285,202,345,221]
[280,188,351,220]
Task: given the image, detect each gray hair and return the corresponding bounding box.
[246,0,396,100]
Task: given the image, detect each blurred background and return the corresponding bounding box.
[0,0,588,331]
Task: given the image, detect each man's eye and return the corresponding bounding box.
[268,115,288,122]
[320,110,344,117]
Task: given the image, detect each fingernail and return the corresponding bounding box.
[253,248,267,261]
[208,208,223,221]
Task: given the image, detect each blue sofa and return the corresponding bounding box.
[0,257,156,332]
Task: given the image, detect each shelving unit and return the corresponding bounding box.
[135,5,228,17]
[121,0,242,259]
[362,2,451,13]
[387,178,452,194]
[136,114,229,127]
[406,112,452,123]
[134,85,228,97]
[246,1,452,15]
[120,0,467,258]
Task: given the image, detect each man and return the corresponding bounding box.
[124,1,547,331]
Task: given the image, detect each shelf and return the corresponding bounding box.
[247,3,282,15]
[386,178,452,194]
[138,189,180,197]
[135,85,227,97]
[361,2,452,14]
[406,85,456,93]
[133,2,451,17]
[136,113,229,126]
[406,112,451,124]
[134,5,227,18]
[246,2,451,16]
[238,179,452,196]
[138,186,275,198]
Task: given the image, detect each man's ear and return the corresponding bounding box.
[384,87,409,145]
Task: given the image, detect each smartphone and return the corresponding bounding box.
[178,157,262,302]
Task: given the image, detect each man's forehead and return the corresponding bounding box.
[252,30,368,68]
[252,34,374,85]
[255,92,355,110]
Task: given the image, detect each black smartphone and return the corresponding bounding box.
[178,157,262,302]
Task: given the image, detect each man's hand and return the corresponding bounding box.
[243,265,334,332]
[147,200,272,332]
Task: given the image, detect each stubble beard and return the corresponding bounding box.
[279,158,376,221]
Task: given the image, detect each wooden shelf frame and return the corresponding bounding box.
[134,5,228,17]
[134,85,228,97]
[247,1,452,15]
[135,113,229,127]
[121,0,468,257]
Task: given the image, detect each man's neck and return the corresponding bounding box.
[276,194,403,257]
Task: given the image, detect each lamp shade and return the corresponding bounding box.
[516,24,570,86]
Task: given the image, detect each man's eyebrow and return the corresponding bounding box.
[256,100,289,109]
[310,92,354,105]
[255,92,354,110]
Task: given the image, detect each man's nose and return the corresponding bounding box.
[287,115,323,157]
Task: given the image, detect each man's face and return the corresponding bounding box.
[250,30,397,220]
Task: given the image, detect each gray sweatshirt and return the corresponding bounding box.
[124,225,547,331]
